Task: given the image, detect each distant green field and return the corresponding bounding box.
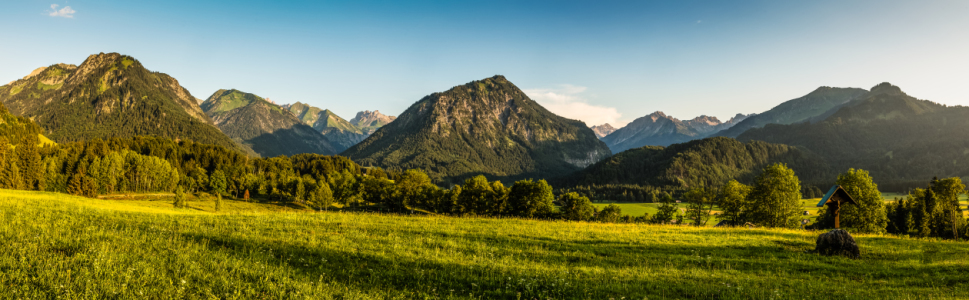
[593,191,969,224]
[3,189,969,299]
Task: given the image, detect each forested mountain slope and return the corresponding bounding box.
[738,83,969,190]
[600,112,749,153]
[0,53,240,151]
[283,102,368,152]
[715,86,868,138]
[558,137,830,190]
[202,89,337,157]
[342,75,612,184]
[0,101,44,145]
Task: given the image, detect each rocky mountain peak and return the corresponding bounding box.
[869,82,905,96]
[590,123,617,139]
[688,115,722,126]
[350,110,396,128]
[648,111,669,121]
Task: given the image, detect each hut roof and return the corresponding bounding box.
[816,185,858,207]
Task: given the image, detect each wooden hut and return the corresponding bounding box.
[816,185,857,228]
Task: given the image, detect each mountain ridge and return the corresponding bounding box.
[599,111,750,153]
[715,86,868,138]
[202,89,337,157]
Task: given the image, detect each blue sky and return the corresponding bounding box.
[1,0,967,126]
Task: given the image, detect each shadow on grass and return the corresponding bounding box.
[177,231,762,299]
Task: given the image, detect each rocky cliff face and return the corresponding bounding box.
[0,52,239,151]
[202,89,337,157]
[342,75,611,184]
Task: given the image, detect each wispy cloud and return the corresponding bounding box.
[523,84,628,127]
[48,4,76,18]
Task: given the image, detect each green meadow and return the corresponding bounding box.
[2,189,969,299]
[592,193,969,226]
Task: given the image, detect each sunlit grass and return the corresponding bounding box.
[1,189,968,299]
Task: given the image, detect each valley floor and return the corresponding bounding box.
[1,190,967,299]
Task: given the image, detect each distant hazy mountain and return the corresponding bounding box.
[342,75,611,184]
[600,111,750,153]
[350,110,396,134]
[715,86,868,138]
[0,53,240,151]
[738,82,969,189]
[590,123,617,139]
[202,89,337,157]
[281,102,386,152]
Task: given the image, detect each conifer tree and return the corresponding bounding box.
[315,182,334,211]
[16,135,42,190]
[174,186,186,208]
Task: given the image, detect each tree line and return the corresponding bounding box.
[1,120,965,237]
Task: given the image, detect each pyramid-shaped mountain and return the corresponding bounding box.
[0,53,239,150]
[342,75,612,184]
[202,90,337,157]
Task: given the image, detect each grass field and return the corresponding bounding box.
[591,199,827,225]
[2,190,969,299]
[592,193,969,225]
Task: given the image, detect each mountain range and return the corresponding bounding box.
[0,53,240,151]
[599,112,751,153]
[737,82,969,189]
[3,52,967,193]
[342,75,611,184]
[281,103,395,152]
[201,89,338,157]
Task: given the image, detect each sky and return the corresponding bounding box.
[1,0,967,127]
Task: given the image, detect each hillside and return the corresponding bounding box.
[600,112,749,153]
[342,75,611,184]
[202,89,337,157]
[0,53,240,150]
[738,83,969,190]
[715,86,868,138]
[282,102,369,152]
[3,189,967,299]
[560,137,830,190]
[0,101,44,145]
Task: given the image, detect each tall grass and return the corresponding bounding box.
[1,189,967,299]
